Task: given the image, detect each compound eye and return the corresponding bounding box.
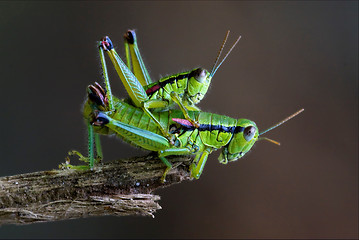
[243,126,256,142]
[191,68,207,83]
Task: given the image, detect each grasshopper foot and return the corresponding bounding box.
[68,150,90,163]
[159,156,173,183]
[59,150,101,170]
[189,163,200,179]
[160,166,171,183]
[59,155,89,170]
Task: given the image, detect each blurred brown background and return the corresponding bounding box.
[0,1,357,239]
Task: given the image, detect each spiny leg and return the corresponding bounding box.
[66,43,116,169]
[100,36,147,108]
[100,36,175,142]
[124,30,152,86]
[87,120,95,169]
[170,91,200,128]
[94,133,103,161]
[158,147,194,182]
[159,157,172,183]
[141,99,177,144]
[62,121,102,170]
[92,111,184,183]
[189,147,212,179]
[98,41,114,110]
[93,111,171,152]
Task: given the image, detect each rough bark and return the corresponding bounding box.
[0,155,192,225]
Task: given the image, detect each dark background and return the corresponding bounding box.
[0,1,357,239]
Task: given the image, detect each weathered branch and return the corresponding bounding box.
[0,155,192,225]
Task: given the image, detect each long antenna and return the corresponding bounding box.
[210,30,230,77]
[259,108,304,136]
[210,35,242,77]
[258,137,281,146]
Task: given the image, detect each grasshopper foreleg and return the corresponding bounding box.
[189,147,212,179]
[61,121,102,170]
[158,148,193,182]
[170,91,200,128]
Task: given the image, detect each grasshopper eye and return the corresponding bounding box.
[191,68,207,83]
[243,126,256,142]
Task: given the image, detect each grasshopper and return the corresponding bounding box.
[77,82,303,182]
[98,30,241,141]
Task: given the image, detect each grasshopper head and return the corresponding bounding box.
[218,119,258,164]
[218,109,304,164]
[187,68,212,104]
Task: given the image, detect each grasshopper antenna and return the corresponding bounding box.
[259,108,305,136]
[210,33,242,77]
[258,137,281,145]
[210,30,230,77]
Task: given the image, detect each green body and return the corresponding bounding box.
[83,84,259,180]
[70,30,259,181]
[101,30,213,138]
[123,30,212,110]
[143,68,211,111]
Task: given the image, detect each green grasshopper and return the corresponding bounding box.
[78,82,303,182]
[98,30,241,141]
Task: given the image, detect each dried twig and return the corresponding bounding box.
[0,155,192,225]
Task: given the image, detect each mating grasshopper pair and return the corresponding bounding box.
[67,30,303,182]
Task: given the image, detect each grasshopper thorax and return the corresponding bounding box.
[218,119,258,164]
[186,68,212,105]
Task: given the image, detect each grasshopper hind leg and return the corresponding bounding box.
[101,35,178,144]
[124,29,152,86]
